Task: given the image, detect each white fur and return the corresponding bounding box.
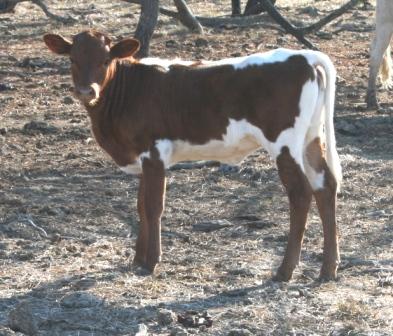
[139,58,199,70]
[141,49,329,72]
[155,139,173,166]
[211,48,296,70]
[119,151,150,175]
[304,164,325,190]
[169,119,263,165]
[120,162,142,175]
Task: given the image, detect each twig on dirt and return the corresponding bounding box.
[19,215,48,238]
[170,160,220,170]
[192,219,232,232]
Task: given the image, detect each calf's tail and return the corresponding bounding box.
[310,52,342,192]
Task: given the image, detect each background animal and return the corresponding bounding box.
[366,0,393,109]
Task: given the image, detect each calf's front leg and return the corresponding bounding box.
[133,175,148,266]
[133,156,166,273]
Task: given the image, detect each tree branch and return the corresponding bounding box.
[31,0,76,23]
[123,0,362,50]
[123,0,279,30]
[173,0,203,33]
[0,0,75,23]
[298,0,362,34]
[258,0,315,49]
[134,0,159,57]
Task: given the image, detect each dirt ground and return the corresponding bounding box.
[0,0,392,335]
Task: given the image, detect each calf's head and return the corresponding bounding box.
[44,30,140,106]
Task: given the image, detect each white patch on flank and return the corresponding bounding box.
[266,79,319,171]
[155,139,173,167]
[169,119,266,165]
[304,164,325,191]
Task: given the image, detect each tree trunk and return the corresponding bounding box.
[0,0,20,13]
[134,0,159,58]
[244,0,276,16]
[231,0,241,16]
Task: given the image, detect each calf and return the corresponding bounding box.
[366,0,393,109]
[44,30,342,281]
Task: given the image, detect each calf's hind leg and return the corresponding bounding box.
[274,146,313,282]
[305,138,339,281]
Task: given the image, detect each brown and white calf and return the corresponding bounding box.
[366,0,393,109]
[44,30,342,281]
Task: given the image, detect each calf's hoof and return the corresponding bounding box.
[132,255,146,267]
[131,255,157,275]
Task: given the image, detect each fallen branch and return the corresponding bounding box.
[170,160,220,170]
[298,0,363,35]
[173,0,203,33]
[257,0,315,49]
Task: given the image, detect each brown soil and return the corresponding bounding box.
[0,1,392,335]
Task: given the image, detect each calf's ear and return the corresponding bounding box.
[110,38,140,59]
[43,34,72,55]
